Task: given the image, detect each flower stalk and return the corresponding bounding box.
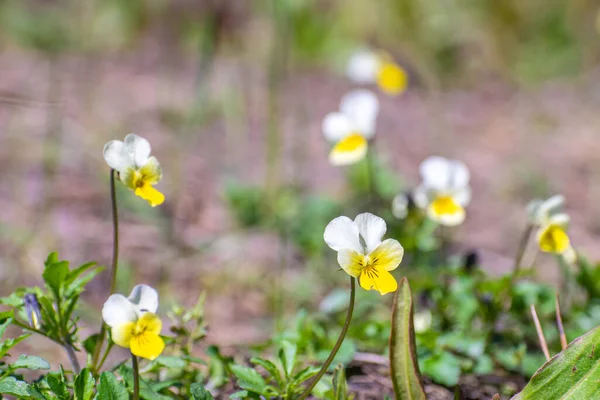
[297,277,356,400]
[92,169,120,371]
[132,353,140,400]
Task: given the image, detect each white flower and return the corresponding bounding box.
[392,193,409,219]
[322,90,379,166]
[527,195,572,254]
[324,213,404,295]
[347,49,408,95]
[102,284,165,360]
[413,156,471,226]
[103,134,164,207]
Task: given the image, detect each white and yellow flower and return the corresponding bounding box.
[324,212,404,295]
[347,49,408,95]
[103,134,164,207]
[102,284,165,360]
[322,90,379,166]
[527,195,572,255]
[413,156,471,226]
[392,193,410,219]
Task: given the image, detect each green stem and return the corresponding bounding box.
[92,169,120,371]
[132,354,140,400]
[511,223,533,282]
[64,343,81,374]
[297,277,356,400]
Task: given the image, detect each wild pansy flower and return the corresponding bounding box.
[527,195,572,255]
[322,90,379,166]
[413,156,471,226]
[347,49,408,95]
[24,294,42,329]
[103,134,164,207]
[324,212,404,295]
[102,284,165,360]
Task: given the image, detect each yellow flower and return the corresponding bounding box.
[413,156,471,226]
[324,213,404,295]
[102,285,165,360]
[322,90,379,166]
[347,50,408,95]
[528,195,573,256]
[103,134,164,207]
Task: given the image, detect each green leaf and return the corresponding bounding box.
[153,355,186,369]
[45,252,59,267]
[512,324,600,399]
[96,372,128,400]
[43,261,69,296]
[74,368,95,400]
[0,377,30,396]
[12,354,51,370]
[0,334,31,359]
[251,357,282,386]
[190,383,215,400]
[46,376,70,399]
[279,340,297,377]
[117,365,172,400]
[389,278,426,400]
[230,365,268,394]
[64,262,97,288]
[332,364,348,400]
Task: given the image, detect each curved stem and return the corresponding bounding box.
[297,277,355,400]
[132,354,140,400]
[92,169,120,371]
[511,223,533,282]
[63,343,81,374]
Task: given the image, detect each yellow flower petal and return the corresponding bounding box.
[538,224,570,254]
[376,62,408,95]
[139,156,162,185]
[136,313,163,336]
[135,183,165,207]
[130,332,165,360]
[111,322,135,348]
[358,266,398,295]
[369,239,404,272]
[337,249,367,277]
[329,133,368,166]
[427,195,465,226]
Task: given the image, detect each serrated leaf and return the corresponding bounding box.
[251,357,283,386]
[389,278,426,400]
[332,364,348,400]
[512,324,600,399]
[45,252,59,267]
[43,261,69,297]
[230,365,267,394]
[13,354,50,370]
[0,334,31,359]
[74,368,95,400]
[0,376,30,396]
[46,376,70,399]
[190,383,215,399]
[96,372,128,400]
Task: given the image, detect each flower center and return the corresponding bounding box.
[430,195,462,216]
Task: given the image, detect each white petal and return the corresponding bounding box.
[549,213,570,227]
[526,199,544,223]
[322,112,353,143]
[420,156,469,191]
[540,195,565,215]
[354,213,386,254]
[453,186,471,207]
[340,89,379,139]
[124,134,151,168]
[102,294,137,327]
[324,216,363,253]
[412,185,431,209]
[392,194,408,219]
[128,284,159,314]
[103,140,134,172]
[346,50,380,84]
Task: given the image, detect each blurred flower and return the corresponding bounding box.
[102,284,165,360]
[413,310,432,333]
[527,195,572,255]
[324,212,404,295]
[392,191,415,219]
[103,134,164,207]
[347,49,408,95]
[413,156,471,226]
[24,294,42,330]
[322,90,379,166]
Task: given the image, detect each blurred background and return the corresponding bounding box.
[2,0,600,361]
